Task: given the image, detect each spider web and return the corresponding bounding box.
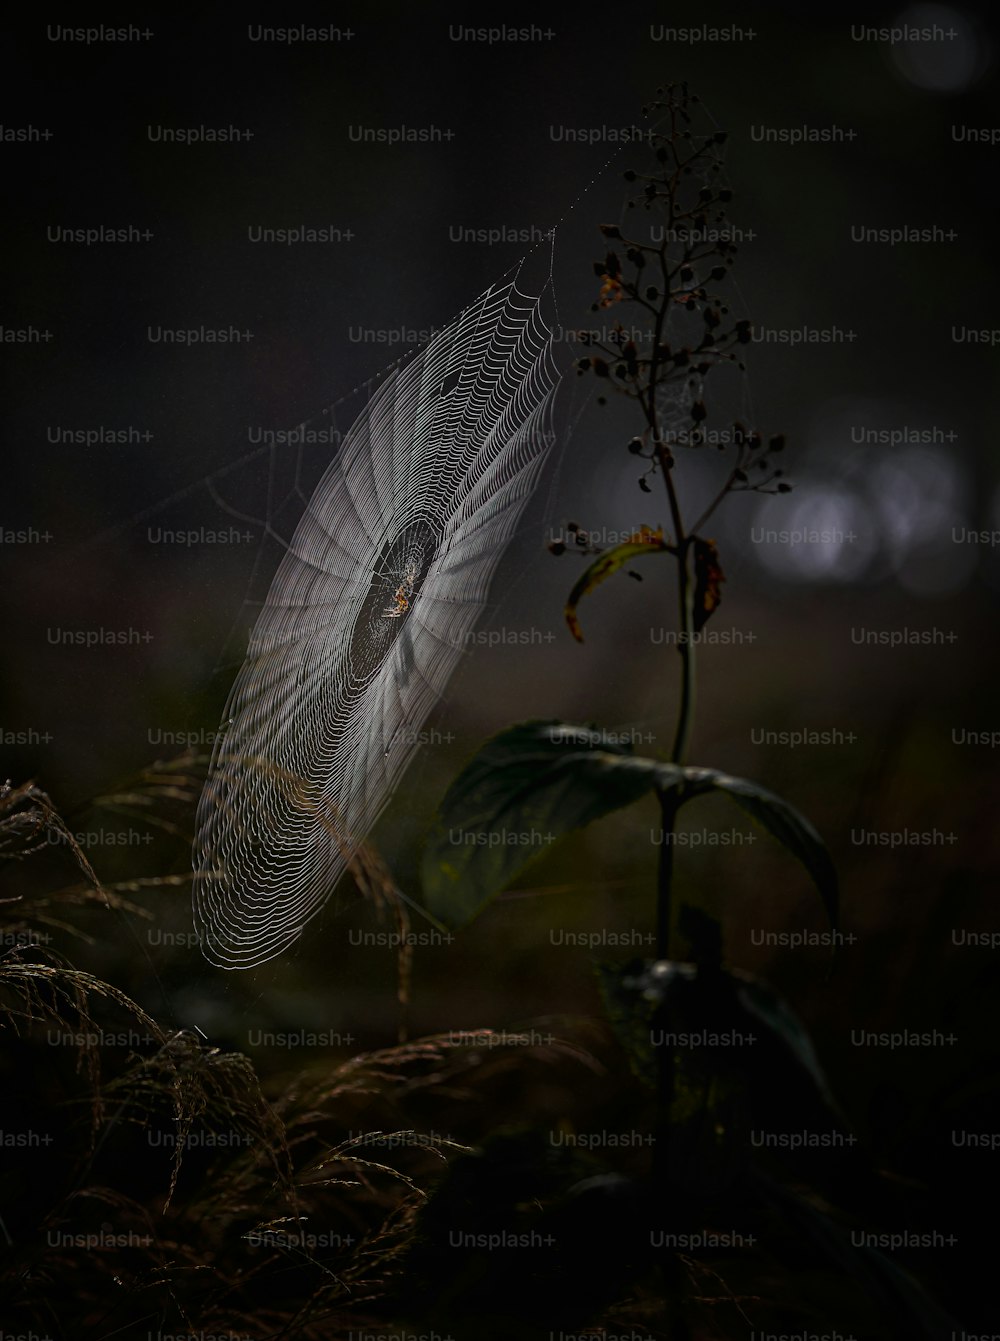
[192,275,561,968]
[50,93,757,992]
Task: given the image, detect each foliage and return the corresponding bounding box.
[413,83,958,1338]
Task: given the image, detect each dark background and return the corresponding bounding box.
[2,4,999,1325]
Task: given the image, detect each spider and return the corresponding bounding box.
[382,561,419,619]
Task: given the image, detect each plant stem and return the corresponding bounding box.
[652,530,698,1215]
[656,789,679,960]
[671,537,696,767]
[654,498,697,964]
[645,105,710,1235]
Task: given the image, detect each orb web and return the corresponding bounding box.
[192,275,560,968]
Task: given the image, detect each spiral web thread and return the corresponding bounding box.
[192,275,560,968]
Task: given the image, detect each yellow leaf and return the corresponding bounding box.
[692,536,725,632]
[565,526,674,642]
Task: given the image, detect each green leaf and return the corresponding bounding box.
[564,527,674,642]
[681,768,838,928]
[421,721,687,927]
[420,720,837,929]
[733,971,838,1113]
[595,959,844,1128]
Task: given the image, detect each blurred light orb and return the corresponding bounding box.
[870,448,966,562]
[889,4,985,92]
[753,487,877,583]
